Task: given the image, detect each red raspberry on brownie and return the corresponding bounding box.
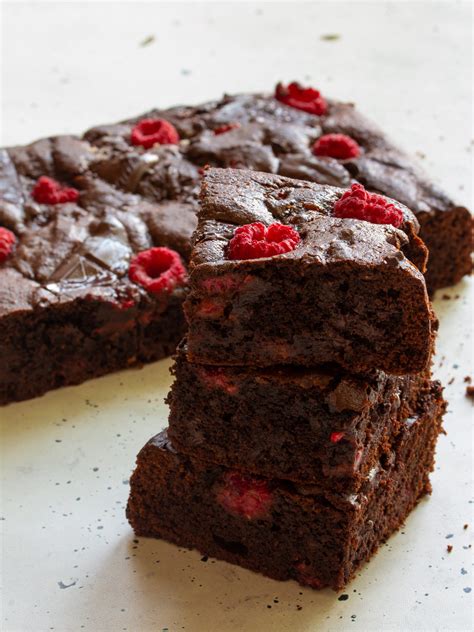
[275,81,327,115]
[330,431,345,443]
[130,118,180,149]
[32,176,79,205]
[213,122,241,135]
[227,222,300,260]
[334,183,404,228]
[313,133,360,159]
[216,471,273,520]
[0,227,16,263]
[128,247,187,294]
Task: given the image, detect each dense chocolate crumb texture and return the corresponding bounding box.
[128,381,445,591]
[168,344,436,488]
[1,86,470,401]
[184,168,436,375]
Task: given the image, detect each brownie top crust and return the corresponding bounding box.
[1,90,469,324]
[0,140,191,319]
[192,168,428,276]
[83,92,465,221]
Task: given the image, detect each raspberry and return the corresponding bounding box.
[32,176,79,205]
[216,471,272,520]
[313,133,360,159]
[333,183,403,228]
[117,299,135,310]
[128,247,187,294]
[227,222,300,260]
[213,123,241,135]
[294,561,323,589]
[275,82,327,115]
[200,273,245,295]
[330,431,345,443]
[354,448,363,469]
[195,298,224,318]
[0,227,16,262]
[198,367,238,395]
[130,118,180,149]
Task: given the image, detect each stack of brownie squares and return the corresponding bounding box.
[127,167,446,590]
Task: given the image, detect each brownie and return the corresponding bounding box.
[84,91,471,293]
[184,168,436,375]
[2,87,468,403]
[0,141,191,405]
[167,345,433,488]
[127,381,444,591]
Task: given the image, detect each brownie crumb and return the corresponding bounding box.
[140,35,155,47]
[464,376,472,383]
[463,524,469,530]
[338,594,349,601]
[447,545,453,553]
[466,386,474,399]
[320,33,340,41]
[442,294,451,300]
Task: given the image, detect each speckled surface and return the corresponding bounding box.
[1,2,472,631]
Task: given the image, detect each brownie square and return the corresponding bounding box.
[167,345,434,489]
[184,168,436,375]
[127,381,444,591]
[0,142,190,405]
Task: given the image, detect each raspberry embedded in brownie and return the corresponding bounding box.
[167,345,435,488]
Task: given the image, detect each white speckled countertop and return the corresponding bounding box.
[1,2,472,631]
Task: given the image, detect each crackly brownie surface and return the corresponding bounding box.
[84,90,472,292]
[167,345,435,488]
[128,382,444,591]
[184,169,436,375]
[0,140,189,404]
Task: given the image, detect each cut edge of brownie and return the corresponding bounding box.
[127,382,444,591]
[167,344,436,487]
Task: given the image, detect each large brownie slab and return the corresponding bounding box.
[127,382,444,591]
[184,169,436,375]
[167,345,434,488]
